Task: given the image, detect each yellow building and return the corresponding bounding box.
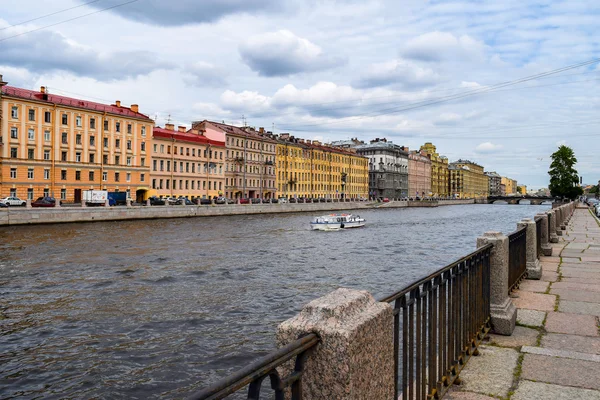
[275,133,368,199]
[448,159,489,199]
[419,142,449,197]
[150,124,226,200]
[0,77,153,203]
[501,176,518,195]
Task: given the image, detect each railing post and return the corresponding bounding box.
[476,232,516,335]
[277,288,394,400]
[536,213,552,256]
[547,210,559,243]
[555,207,563,236]
[518,218,542,279]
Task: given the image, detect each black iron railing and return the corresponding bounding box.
[379,243,493,400]
[190,334,319,400]
[535,216,542,260]
[508,227,527,293]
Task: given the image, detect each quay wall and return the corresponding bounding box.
[0,199,474,226]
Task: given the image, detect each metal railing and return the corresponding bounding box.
[190,333,319,400]
[379,243,493,400]
[535,216,542,260]
[508,227,527,293]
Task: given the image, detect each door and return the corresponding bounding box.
[74,189,82,204]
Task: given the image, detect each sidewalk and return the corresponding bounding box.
[447,206,600,400]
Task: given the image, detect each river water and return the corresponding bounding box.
[0,204,549,399]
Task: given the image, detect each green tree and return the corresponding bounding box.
[548,145,583,199]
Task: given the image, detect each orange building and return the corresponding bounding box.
[150,124,226,199]
[0,76,153,202]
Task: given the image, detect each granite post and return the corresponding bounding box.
[105,198,110,207]
[126,198,132,207]
[146,199,151,207]
[547,210,559,243]
[476,232,516,335]
[277,288,394,399]
[554,207,563,236]
[518,218,542,279]
[26,199,32,208]
[559,206,566,231]
[536,213,552,256]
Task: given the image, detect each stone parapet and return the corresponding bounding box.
[536,213,552,256]
[518,218,542,279]
[547,210,559,243]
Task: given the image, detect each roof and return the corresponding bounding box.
[200,120,278,143]
[1,85,151,120]
[153,127,225,146]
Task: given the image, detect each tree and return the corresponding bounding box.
[548,145,583,200]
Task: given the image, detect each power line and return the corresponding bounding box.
[0,0,104,31]
[0,0,139,43]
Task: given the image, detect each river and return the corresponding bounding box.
[0,204,549,399]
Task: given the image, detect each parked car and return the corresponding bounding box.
[261,198,271,204]
[382,198,390,203]
[326,198,332,203]
[251,198,261,204]
[0,196,26,206]
[270,198,279,204]
[200,198,212,205]
[31,197,58,207]
[239,198,250,204]
[176,197,193,205]
[278,198,288,204]
[289,198,297,203]
[215,196,227,204]
[148,196,166,206]
[0,202,8,208]
[226,198,236,204]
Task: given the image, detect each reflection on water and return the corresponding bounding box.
[0,204,549,399]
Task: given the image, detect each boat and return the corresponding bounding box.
[310,214,366,231]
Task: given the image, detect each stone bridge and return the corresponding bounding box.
[483,195,556,205]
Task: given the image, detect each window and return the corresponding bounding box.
[89,153,95,163]
[103,137,108,147]
[115,172,120,182]
[61,189,66,200]
[115,155,120,165]
[61,170,67,180]
[141,142,146,151]
[61,151,67,162]
[102,171,107,181]
[126,173,131,182]
[27,168,34,179]
[10,168,16,178]
[90,118,96,129]
[62,114,68,125]
[153,160,157,171]
[89,136,95,146]
[44,169,50,180]
[104,120,109,130]
[10,127,18,139]
[76,134,82,145]
[127,140,132,150]
[115,139,121,148]
[44,130,51,141]
[153,144,157,152]
[76,153,81,162]
[76,116,82,127]
[43,188,49,197]
[28,148,34,159]
[11,106,18,119]
[160,160,164,171]
[160,144,164,153]
[103,155,108,164]
[28,129,35,140]
[75,171,81,181]
[141,126,146,136]
[62,132,68,144]
[44,111,51,123]
[127,124,132,134]
[11,147,17,158]
[44,150,50,160]
[89,171,94,181]
[140,173,145,182]
[152,179,156,189]
[27,188,34,200]
[116,122,121,132]
[29,109,35,121]
[166,179,170,190]
[141,157,145,167]
[166,160,170,172]
[127,156,131,166]
[10,188,16,197]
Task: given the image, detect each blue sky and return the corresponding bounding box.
[1,0,599,189]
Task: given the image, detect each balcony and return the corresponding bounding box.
[265,160,274,165]
[234,157,244,162]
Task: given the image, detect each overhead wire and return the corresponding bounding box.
[0,0,104,31]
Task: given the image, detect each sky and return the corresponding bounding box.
[1,0,599,190]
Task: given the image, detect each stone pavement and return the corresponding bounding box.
[447,206,600,400]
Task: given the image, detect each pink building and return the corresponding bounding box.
[408,150,432,198]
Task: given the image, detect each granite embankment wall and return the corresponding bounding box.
[0,199,474,226]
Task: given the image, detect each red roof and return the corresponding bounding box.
[1,85,151,120]
[201,120,278,143]
[153,127,225,147]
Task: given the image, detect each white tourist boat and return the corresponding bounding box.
[310,214,366,231]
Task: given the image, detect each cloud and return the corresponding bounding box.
[220,89,271,113]
[434,112,462,125]
[183,62,227,87]
[80,0,284,26]
[475,142,503,153]
[403,31,486,62]
[239,30,345,77]
[0,29,172,81]
[354,59,442,89]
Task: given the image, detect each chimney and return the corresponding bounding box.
[40,86,46,94]
[115,100,121,107]
[130,104,139,113]
[0,74,6,87]
[178,126,186,133]
[259,127,265,134]
[165,123,174,131]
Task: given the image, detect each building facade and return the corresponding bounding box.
[194,121,277,200]
[408,150,432,198]
[485,171,502,196]
[355,138,409,199]
[150,124,225,200]
[501,176,518,195]
[419,142,449,197]
[0,78,153,203]
[449,160,489,199]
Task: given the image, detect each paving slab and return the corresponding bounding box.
[560,268,600,280]
[545,311,599,336]
[488,326,539,348]
[521,353,600,390]
[553,281,600,293]
[559,300,600,317]
[518,280,549,293]
[540,271,559,282]
[522,345,600,362]
[582,256,600,262]
[540,261,559,272]
[511,291,556,311]
[516,309,546,327]
[542,333,600,355]
[444,390,498,400]
[512,380,600,400]
[455,346,519,398]
[559,263,600,271]
[550,288,600,303]
[566,243,591,250]
[541,256,562,263]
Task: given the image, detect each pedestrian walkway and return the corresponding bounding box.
[447,206,600,400]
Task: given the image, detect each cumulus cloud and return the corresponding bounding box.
[220,89,271,113]
[475,142,503,153]
[239,30,345,77]
[354,59,442,89]
[403,31,486,62]
[0,29,172,81]
[183,62,227,87]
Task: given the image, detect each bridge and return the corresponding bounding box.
[483,195,556,205]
